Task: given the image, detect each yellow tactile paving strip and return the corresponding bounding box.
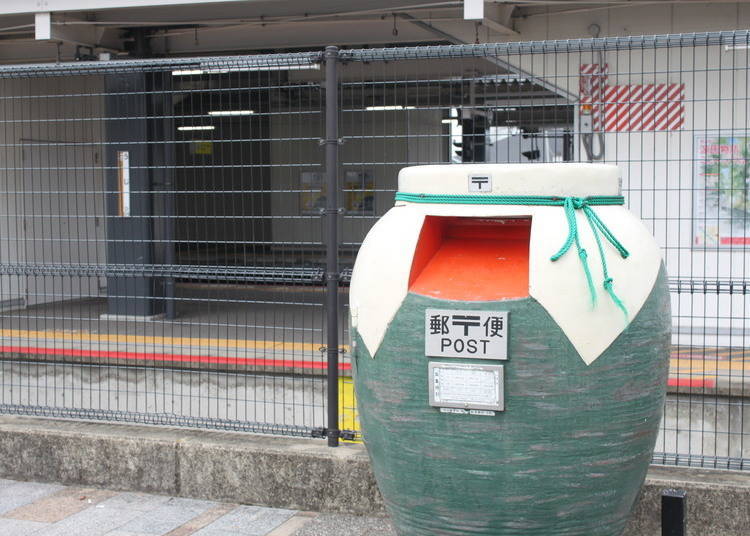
[0,328,348,353]
[0,328,353,370]
[0,328,746,388]
[668,346,748,388]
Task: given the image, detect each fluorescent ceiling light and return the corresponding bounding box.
[365,105,416,111]
[452,74,524,83]
[241,64,320,71]
[208,110,254,116]
[441,118,458,124]
[178,125,215,131]
[172,64,320,76]
[172,69,204,76]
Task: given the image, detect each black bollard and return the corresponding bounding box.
[662,489,687,536]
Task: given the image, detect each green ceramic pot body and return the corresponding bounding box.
[352,268,670,536]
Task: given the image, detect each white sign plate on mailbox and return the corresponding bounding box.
[425,308,508,360]
[468,173,492,192]
[429,362,504,412]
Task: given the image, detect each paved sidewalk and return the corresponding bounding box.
[0,479,395,536]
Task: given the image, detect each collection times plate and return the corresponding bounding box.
[428,362,504,412]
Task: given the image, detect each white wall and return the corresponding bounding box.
[0,76,106,307]
[499,5,750,346]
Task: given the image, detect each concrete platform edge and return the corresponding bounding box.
[0,416,747,535]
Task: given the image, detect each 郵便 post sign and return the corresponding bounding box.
[425,308,507,359]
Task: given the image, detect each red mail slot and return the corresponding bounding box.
[409,216,531,301]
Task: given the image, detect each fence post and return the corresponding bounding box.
[324,45,340,447]
[661,489,687,536]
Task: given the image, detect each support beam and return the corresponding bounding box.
[399,13,575,101]
[104,73,166,319]
[50,25,104,48]
[480,17,517,36]
[34,14,120,52]
[482,4,517,36]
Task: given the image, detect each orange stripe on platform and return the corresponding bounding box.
[668,378,716,388]
[670,357,749,375]
[0,345,352,371]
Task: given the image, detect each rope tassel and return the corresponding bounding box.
[549,197,630,319]
[394,192,631,318]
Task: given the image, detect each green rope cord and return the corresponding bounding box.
[395,192,625,206]
[394,192,630,318]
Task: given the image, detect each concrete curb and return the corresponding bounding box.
[0,416,747,535]
[0,416,382,515]
[628,466,750,535]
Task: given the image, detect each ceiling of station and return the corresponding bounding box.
[0,1,702,63]
[0,1,742,63]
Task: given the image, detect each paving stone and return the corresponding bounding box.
[0,481,64,515]
[104,532,156,536]
[193,505,297,536]
[5,487,117,523]
[0,478,398,536]
[161,504,235,536]
[34,506,144,536]
[160,497,219,513]
[187,531,238,536]
[265,513,317,536]
[96,493,173,513]
[0,517,50,536]
[116,499,216,535]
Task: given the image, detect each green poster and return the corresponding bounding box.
[694,135,750,247]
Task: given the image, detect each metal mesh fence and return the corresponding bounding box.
[338,31,750,468]
[0,31,747,468]
[0,52,332,437]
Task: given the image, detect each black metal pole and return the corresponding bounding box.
[324,46,340,447]
[662,489,687,536]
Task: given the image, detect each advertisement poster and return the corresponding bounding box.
[694,135,750,247]
[300,170,374,215]
[191,141,213,155]
[344,171,374,215]
[300,171,325,214]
